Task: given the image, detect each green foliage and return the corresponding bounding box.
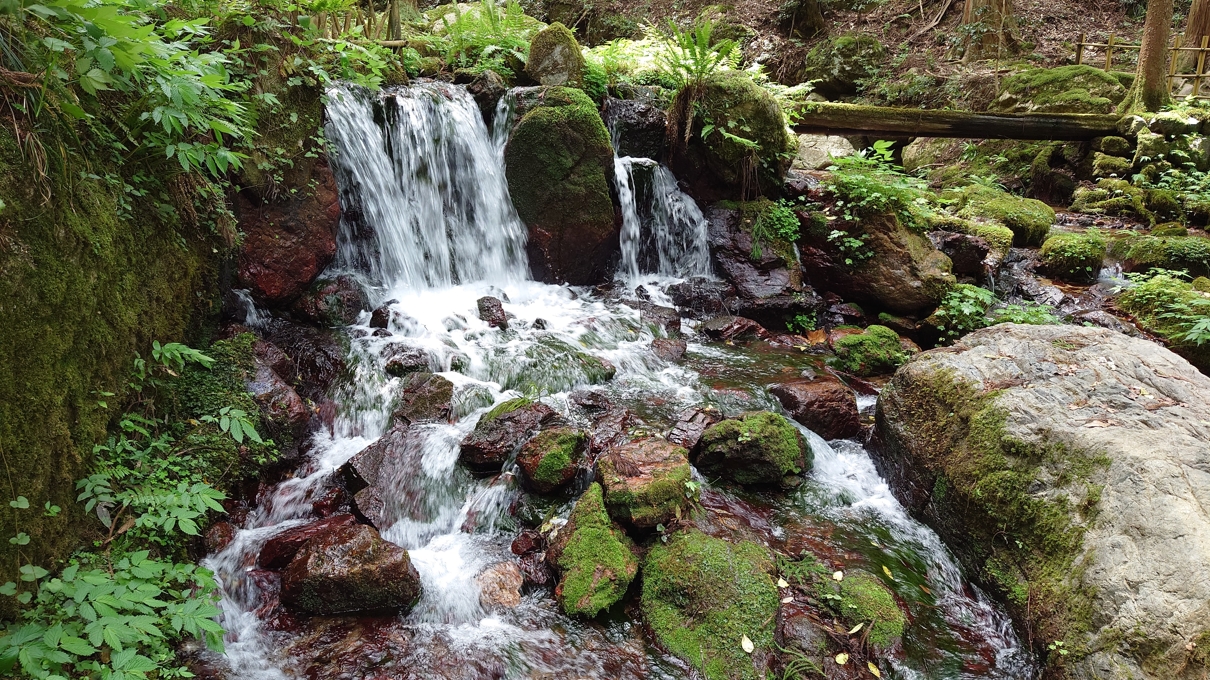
[990,303,1063,326]
[832,325,908,376]
[650,18,738,92]
[750,198,801,258]
[1118,270,1210,349]
[437,0,533,74]
[1109,234,1210,279]
[1040,231,1107,284]
[786,313,817,334]
[0,342,256,678]
[933,284,996,341]
[826,140,934,231]
[827,228,874,267]
[556,483,637,617]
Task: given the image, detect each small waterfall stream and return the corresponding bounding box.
[206,82,1035,679]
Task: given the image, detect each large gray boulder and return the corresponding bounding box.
[874,324,1210,678]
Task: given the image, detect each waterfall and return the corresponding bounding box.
[324,83,528,291]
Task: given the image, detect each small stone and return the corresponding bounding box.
[259,514,359,570]
[477,561,524,609]
[516,427,587,494]
[381,343,430,378]
[701,315,769,341]
[597,438,692,528]
[476,296,509,329]
[770,378,861,441]
[666,407,722,452]
[651,338,688,362]
[369,300,398,329]
[695,411,811,487]
[392,373,454,424]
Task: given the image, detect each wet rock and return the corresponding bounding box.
[511,530,545,555]
[706,205,803,307]
[701,315,769,341]
[516,427,587,494]
[928,230,991,277]
[310,485,348,517]
[235,160,341,306]
[246,348,310,443]
[476,296,509,329]
[770,378,860,440]
[500,334,617,393]
[281,523,421,615]
[204,522,236,555]
[639,303,681,336]
[253,338,296,383]
[519,551,553,587]
[666,407,722,452]
[459,399,557,473]
[369,300,398,329]
[259,514,359,570]
[381,343,430,378]
[777,601,831,656]
[506,88,616,285]
[832,325,911,377]
[279,616,414,680]
[874,324,1210,676]
[666,277,735,318]
[292,274,368,326]
[597,438,691,528]
[651,338,687,363]
[467,69,507,125]
[260,319,347,401]
[588,407,640,456]
[1073,310,1139,337]
[641,529,779,679]
[546,483,638,617]
[392,373,454,424]
[569,389,612,413]
[601,97,666,160]
[800,211,955,315]
[477,561,524,609]
[695,411,811,487]
[525,23,584,87]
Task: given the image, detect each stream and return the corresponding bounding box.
[203,82,1037,679]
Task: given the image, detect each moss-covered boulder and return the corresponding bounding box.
[596,438,692,528]
[832,325,910,377]
[1109,233,1210,278]
[1040,231,1107,283]
[874,323,1210,677]
[1070,178,1152,222]
[459,398,557,472]
[990,65,1127,114]
[504,87,617,284]
[525,22,584,87]
[490,334,616,394]
[695,411,810,487]
[642,530,779,680]
[548,483,638,617]
[799,210,956,315]
[672,71,795,201]
[955,185,1054,247]
[802,34,886,97]
[1117,272,1210,371]
[816,569,906,649]
[516,426,587,493]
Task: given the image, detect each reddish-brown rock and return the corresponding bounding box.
[477,561,524,609]
[459,400,557,473]
[770,378,861,440]
[666,407,722,452]
[651,338,688,362]
[280,523,421,615]
[236,161,341,306]
[258,514,358,570]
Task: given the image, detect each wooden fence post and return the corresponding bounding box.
[1169,34,1182,94]
[1076,33,1085,65]
[1105,34,1115,71]
[1196,35,1210,99]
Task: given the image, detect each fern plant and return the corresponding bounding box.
[650,18,739,154]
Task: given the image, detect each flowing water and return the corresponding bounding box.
[204,82,1036,679]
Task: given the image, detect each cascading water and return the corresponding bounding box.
[205,81,1036,679]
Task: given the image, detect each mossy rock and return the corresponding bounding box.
[1145,188,1184,223]
[1091,152,1132,178]
[483,397,534,423]
[1094,136,1133,157]
[490,334,616,394]
[504,86,617,284]
[674,71,795,201]
[928,213,1014,259]
[955,185,1054,247]
[832,324,909,376]
[1193,276,1210,293]
[596,438,692,528]
[525,22,584,87]
[816,569,907,649]
[551,483,638,617]
[641,529,779,680]
[1040,232,1107,284]
[695,411,810,487]
[1152,224,1189,237]
[1071,178,1151,223]
[990,65,1127,114]
[517,426,586,493]
[1108,233,1210,278]
[802,33,886,97]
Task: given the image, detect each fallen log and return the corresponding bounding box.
[793,102,1122,141]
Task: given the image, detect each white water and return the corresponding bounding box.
[205,82,1034,679]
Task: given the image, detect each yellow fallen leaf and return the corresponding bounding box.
[781,596,794,604]
[848,622,864,635]
[741,634,754,654]
[832,570,844,581]
[835,653,849,665]
[882,565,895,581]
[868,661,881,677]
[777,578,789,588]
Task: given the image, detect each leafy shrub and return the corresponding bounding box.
[1118,271,1210,348]
[990,303,1064,326]
[825,140,934,231]
[933,284,996,341]
[652,18,739,151]
[1109,234,1210,279]
[786,313,817,334]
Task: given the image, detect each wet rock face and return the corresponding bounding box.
[546,483,638,618]
[392,372,454,424]
[466,69,507,125]
[476,295,509,329]
[650,338,687,363]
[596,438,692,528]
[928,230,991,277]
[381,342,430,377]
[258,514,358,570]
[700,315,769,342]
[236,160,341,306]
[260,319,347,402]
[280,523,421,616]
[874,324,1210,677]
[695,411,811,488]
[516,426,587,493]
[667,407,723,452]
[477,561,524,609]
[770,378,860,441]
[601,97,667,160]
[459,399,557,473]
[291,274,368,326]
[247,341,311,444]
[340,423,423,528]
[666,277,736,318]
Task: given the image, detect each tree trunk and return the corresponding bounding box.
[1121,0,1174,112]
[1180,0,1210,72]
[959,0,1019,62]
[786,0,827,39]
[387,0,401,41]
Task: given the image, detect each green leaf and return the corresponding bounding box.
[10,496,29,509]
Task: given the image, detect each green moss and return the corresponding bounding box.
[1040,231,1107,283]
[1109,233,1210,278]
[494,335,617,393]
[881,368,1111,661]
[556,483,638,617]
[483,397,534,424]
[597,442,691,527]
[817,570,906,648]
[833,325,908,376]
[641,530,779,680]
[527,427,586,488]
[1091,152,1132,178]
[696,71,796,193]
[956,185,1054,247]
[929,213,1015,257]
[1117,273,1210,370]
[802,33,886,96]
[697,412,810,486]
[1071,178,1151,223]
[993,65,1127,114]
[1193,276,1210,292]
[525,22,584,87]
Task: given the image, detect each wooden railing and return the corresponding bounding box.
[1076,33,1210,99]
